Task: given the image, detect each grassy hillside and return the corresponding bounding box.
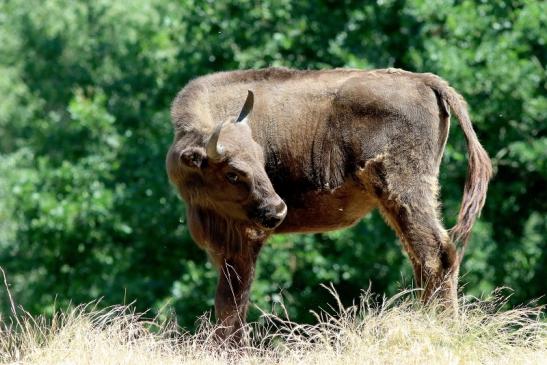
[1,286,545,365]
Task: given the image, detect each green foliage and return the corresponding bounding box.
[0,0,545,328]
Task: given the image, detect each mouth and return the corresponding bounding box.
[257,221,280,230]
[255,221,281,230]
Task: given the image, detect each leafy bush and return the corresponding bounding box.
[0,0,545,328]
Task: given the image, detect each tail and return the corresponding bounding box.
[424,74,493,261]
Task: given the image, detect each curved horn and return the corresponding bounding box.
[206,122,224,160]
[236,90,254,123]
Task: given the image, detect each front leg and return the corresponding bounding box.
[211,242,262,344]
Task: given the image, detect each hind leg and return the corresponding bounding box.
[381,197,459,310]
[361,158,459,310]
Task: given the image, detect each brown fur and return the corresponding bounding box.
[166,67,492,341]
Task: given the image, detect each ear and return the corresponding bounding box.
[180,147,206,169]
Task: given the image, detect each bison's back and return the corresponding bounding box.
[175,67,450,206]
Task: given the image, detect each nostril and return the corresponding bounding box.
[258,205,286,229]
[263,214,283,229]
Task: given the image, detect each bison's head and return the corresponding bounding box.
[167,91,287,231]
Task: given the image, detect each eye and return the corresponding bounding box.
[225,172,239,184]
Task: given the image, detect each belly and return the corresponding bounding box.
[274,180,377,234]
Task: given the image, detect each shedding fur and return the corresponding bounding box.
[166,67,492,342]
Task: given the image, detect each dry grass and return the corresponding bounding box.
[0,285,545,365]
